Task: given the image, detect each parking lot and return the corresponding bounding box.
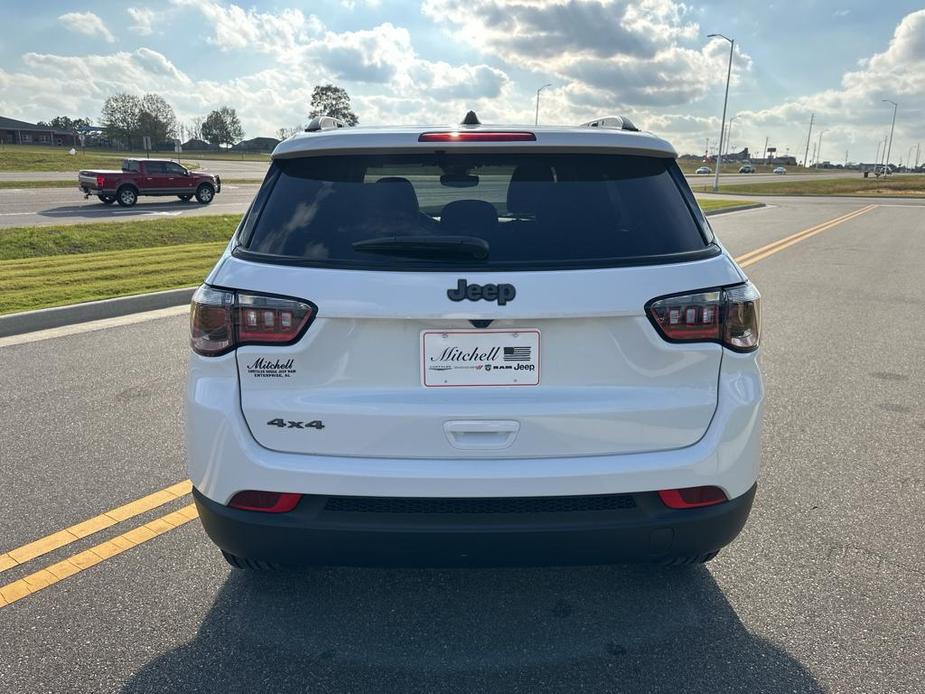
[1,196,922,692]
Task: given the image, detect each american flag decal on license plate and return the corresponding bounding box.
[503,346,532,361]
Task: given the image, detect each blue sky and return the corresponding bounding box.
[1,1,923,163]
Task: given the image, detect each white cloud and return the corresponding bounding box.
[732,9,925,163]
[5,2,921,164]
[170,0,323,56]
[127,8,156,36]
[58,11,116,44]
[421,0,751,109]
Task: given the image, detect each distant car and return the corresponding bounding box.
[695,166,711,174]
[78,159,221,207]
[738,164,755,174]
[773,167,786,175]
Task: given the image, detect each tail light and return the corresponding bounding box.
[190,285,316,356]
[418,131,536,142]
[96,175,105,187]
[229,490,302,513]
[646,282,760,352]
[658,486,728,509]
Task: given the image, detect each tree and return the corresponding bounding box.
[308,85,358,126]
[186,117,204,141]
[276,124,303,140]
[201,106,245,147]
[138,93,177,144]
[101,93,142,148]
[36,116,93,131]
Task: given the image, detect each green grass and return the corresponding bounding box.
[0,243,225,314]
[696,197,759,213]
[0,178,260,189]
[0,215,239,260]
[0,144,269,172]
[0,198,757,315]
[691,175,925,197]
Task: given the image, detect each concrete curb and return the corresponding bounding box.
[0,287,196,338]
[703,202,767,216]
[0,203,766,338]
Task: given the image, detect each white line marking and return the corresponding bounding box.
[0,305,189,348]
[0,212,33,217]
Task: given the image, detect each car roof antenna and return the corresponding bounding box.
[461,111,481,126]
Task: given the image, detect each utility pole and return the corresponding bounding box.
[763,136,768,163]
[803,113,814,168]
[882,99,897,174]
[817,129,826,167]
[708,32,735,192]
[875,140,882,167]
[811,142,817,167]
[534,83,552,126]
[845,149,849,168]
[916,143,920,169]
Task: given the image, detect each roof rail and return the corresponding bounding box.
[579,116,639,132]
[305,116,347,133]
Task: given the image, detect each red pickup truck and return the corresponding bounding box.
[78,159,221,207]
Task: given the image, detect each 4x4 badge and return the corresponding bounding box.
[447,279,516,306]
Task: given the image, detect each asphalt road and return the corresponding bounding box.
[0,183,261,228]
[1,197,924,692]
[0,170,869,229]
[0,158,270,182]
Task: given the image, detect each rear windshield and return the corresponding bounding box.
[241,153,709,270]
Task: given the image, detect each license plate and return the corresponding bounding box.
[421,329,540,387]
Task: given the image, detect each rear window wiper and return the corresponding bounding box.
[352,235,489,260]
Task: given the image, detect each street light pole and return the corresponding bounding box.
[882,99,897,174]
[535,84,552,126]
[708,33,734,193]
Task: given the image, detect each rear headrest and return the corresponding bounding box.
[506,164,555,214]
[440,200,498,234]
[374,177,419,217]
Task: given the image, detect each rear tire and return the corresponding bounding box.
[97,195,115,205]
[195,183,215,204]
[177,194,193,202]
[659,550,720,566]
[116,186,138,207]
[221,550,280,570]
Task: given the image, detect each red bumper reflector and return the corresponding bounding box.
[658,486,728,509]
[228,491,302,513]
[418,131,536,142]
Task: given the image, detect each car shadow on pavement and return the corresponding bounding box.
[37,200,200,219]
[121,562,822,693]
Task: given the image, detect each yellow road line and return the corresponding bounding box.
[0,503,200,608]
[0,480,191,574]
[734,204,877,268]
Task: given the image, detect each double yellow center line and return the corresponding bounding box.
[735,204,877,268]
[0,484,198,607]
[0,203,880,609]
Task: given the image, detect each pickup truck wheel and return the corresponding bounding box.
[116,186,138,207]
[195,183,215,204]
[177,194,193,202]
[97,195,116,205]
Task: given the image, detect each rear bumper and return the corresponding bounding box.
[193,483,756,567]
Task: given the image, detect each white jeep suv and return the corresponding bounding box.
[186,113,762,569]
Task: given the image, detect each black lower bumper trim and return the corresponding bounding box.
[193,484,756,568]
